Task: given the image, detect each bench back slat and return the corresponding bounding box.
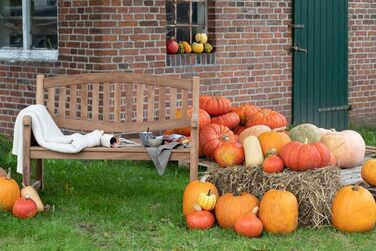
[37,73,199,134]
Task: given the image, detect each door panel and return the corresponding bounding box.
[293,0,348,130]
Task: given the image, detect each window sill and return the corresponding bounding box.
[166,53,215,67]
[0,48,58,62]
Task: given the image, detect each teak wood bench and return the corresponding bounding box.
[22,72,200,189]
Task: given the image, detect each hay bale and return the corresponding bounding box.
[207,164,341,228]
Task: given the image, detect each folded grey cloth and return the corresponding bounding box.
[146,142,183,175]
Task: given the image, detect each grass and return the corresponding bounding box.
[1,133,376,251]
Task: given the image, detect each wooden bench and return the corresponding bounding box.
[22,73,200,189]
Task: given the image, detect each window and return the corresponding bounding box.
[0,0,57,60]
[166,0,207,43]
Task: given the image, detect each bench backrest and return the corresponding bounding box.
[35,73,200,134]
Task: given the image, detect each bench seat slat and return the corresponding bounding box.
[30,146,190,161]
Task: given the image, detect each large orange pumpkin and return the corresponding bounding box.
[199,124,237,158]
[245,109,287,129]
[199,96,232,116]
[279,141,331,171]
[183,176,219,217]
[232,104,259,125]
[174,108,211,136]
[214,141,244,167]
[259,189,298,234]
[215,191,259,229]
[211,112,240,130]
[320,130,365,168]
[331,185,376,233]
[258,131,291,156]
[0,170,21,211]
[361,159,376,186]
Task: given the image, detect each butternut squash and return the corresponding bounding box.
[243,135,264,168]
[21,184,44,212]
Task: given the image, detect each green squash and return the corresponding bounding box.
[288,123,321,143]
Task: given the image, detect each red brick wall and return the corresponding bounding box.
[348,0,376,126]
[0,0,375,137]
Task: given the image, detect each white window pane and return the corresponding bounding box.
[0,0,23,48]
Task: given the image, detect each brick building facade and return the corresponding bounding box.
[0,0,375,137]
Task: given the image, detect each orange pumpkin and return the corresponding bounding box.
[263,155,284,173]
[214,141,244,167]
[234,207,263,238]
[258,131,291,156]
[259,189,298,234]
[332,185,376,233]
[232,104,259,125]
[245,109,288,129]
[211,112,240,130]
[238,125,272,145]
[199,96,232,116]
[279,141,331,171]
[0,170,21,211]
[215,191,259,229]
[175,108,211,136]
[183,175,219,217]
[199,124,237,158]
[361,159,376,186]
[186,205,215,230]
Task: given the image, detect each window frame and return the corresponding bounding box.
[166,0,208,43]
[0,0,58,61]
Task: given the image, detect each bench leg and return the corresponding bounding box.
[23,156,31,186]
[36,159,44,190]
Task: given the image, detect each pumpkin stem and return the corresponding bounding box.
[265,148,277,157]
[6,168,11,179]
[220,135,230,142]
[273,126,286,132]
[192,203,202,212]
[207,189,211,196]
[252,206,259,215]
[200,174,210,183]
[25,194,31,200]
[303,137,309,144]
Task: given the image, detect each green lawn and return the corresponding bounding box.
[1,133,375,251]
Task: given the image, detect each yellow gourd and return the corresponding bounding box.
[191,42,204,53]
[181,41,192,53]
[243,135,264,168]
[195,33,208,44]
[197,189,217,210]
[21,184,44,212]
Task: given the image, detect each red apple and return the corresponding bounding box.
[166,38,179,54]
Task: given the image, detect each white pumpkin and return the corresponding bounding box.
[320,130,365,168]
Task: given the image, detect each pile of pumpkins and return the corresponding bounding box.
[171,95,368,172]
[166,33,213,54]
[183,175,376,236]
[0,167,44,218]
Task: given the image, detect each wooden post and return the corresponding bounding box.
[36,75,45,105]
[22,116,32,186]
[189,77,200,181]
[36,159,44,190]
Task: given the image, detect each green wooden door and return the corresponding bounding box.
[293,0,349,130]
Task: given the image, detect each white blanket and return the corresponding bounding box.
[12,105,104,174]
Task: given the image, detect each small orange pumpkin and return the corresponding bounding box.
[183,175,219,217]
[0,169,21,211]
[214,141,244,167]
[361,159,376,186]
[258,131,291,156]
[234,207,263,238]
[186,204,215,230]
[331,185,376,233]
[245,109,287,129]
[262,154,284,173]
[215,191,259,229]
